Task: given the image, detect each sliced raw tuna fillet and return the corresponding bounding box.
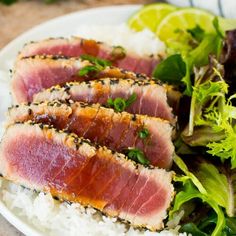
[12,56,146,103]
[7,101,174,168]
[19,37,160,76]
[33,78,176,124]
[0,122,174,231]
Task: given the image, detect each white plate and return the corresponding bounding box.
[0,5,141,236]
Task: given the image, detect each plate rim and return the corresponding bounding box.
[0,4,141,236]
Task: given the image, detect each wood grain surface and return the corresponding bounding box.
[0,0,155,49]
[0,1,154,235]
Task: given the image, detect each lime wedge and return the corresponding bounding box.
[128,3,176,32]
[219,18,236,31]
[156,8,215,42]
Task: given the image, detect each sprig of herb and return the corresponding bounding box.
[107,93,137,112]
[127,148,150,165]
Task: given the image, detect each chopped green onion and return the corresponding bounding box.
[106,93,137,112]
[78,55,112,76]
[113,98,126,112]
[127,148,150,165]
[125,93,137,107]
[78,65,100,76]
[138,128,150,139]
[107,98,114,107]
[80,54,112,67]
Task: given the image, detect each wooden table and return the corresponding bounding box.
[0,0,153,235]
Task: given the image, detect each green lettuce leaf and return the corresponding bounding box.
[172,155,230,236]
[171,178,225,236]
[152,54,186,84]
[196,163,235,217]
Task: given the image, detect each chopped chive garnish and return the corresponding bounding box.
[138,128,150,139]
[127,148,150,165]
[106,93,137,112]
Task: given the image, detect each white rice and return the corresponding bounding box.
[0,26,185,236]
[76,24,166,57]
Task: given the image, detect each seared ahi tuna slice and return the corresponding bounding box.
[0,122,174,230]
[19,37,159,76]
[13,56,148,103]
[33,78,175,124]
[7,101,174,168]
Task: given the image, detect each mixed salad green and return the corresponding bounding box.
[129,4,236,236]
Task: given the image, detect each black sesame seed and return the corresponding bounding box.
[132,114,137,121]
[28,108,32,115]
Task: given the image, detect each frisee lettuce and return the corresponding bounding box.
[182,57,236,168]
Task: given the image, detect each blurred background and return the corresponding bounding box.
[0,0,156,48]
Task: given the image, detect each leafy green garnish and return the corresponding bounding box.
[127,148,150,165]
[182,57,236,168]
[153,54,186,85]
[206,104,236,168]
[138,128,149,139]
[107,93,137,112]
[172,156,226,236]
[196,163,235,217]
[224,217,236,235]
[180,223,208,236]
[154,18,224,96]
